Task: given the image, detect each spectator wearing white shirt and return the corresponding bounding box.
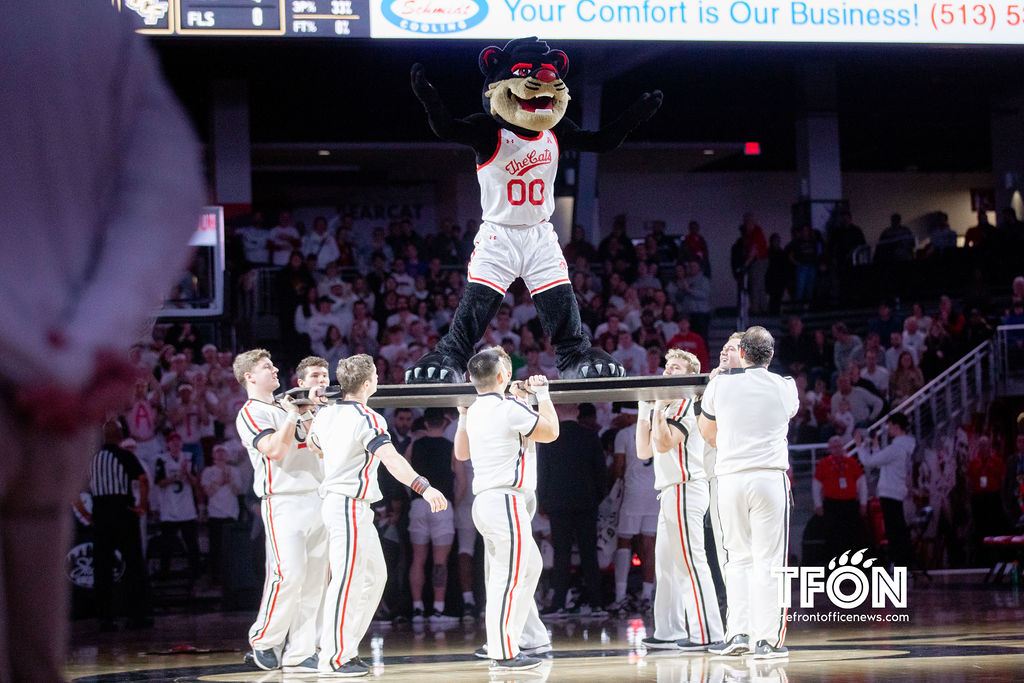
[861,348,890,400]
[902,316,927,359]
[301,216,340,271]
[269,211,302,267]
[511,293,537,331]
[386,295,421,329]
[326,281,357,321]
[389,258,415,296]
[201,444,242,587]
[307,297,349,350]
[855,414,916,570]
[237,211,271,265]
[885,331,918,371]
[830,372,884,427]
[612,330,647,376]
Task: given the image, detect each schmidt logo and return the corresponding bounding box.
[381,0,489,34]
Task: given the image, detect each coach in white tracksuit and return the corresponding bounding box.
[637,349,724,651]
[699,326,798,660]
[454,347,559,673]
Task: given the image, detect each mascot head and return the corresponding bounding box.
[479,37,570,133]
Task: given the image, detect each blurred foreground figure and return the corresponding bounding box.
[0,5,203,680]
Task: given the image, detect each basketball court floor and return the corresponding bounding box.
[68,571,1024,682]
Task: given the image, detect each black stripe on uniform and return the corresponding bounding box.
[354,452,371,499]
[776,472,791,647]
[332,500,354,664]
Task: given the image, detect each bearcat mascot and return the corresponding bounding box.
[407,37,662,383]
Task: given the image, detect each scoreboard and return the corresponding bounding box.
[113,0,370,37]
[111,0,1024,44]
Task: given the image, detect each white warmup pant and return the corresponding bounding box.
[653,480,724,644]
[708,475,727,580]
[717,470,791,648]
[474,489,546,660]
[249,491,328,666]
[319,494,386,673]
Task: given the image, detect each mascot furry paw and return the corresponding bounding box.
[407,37,662,384]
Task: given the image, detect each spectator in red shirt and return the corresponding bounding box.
[966,436,1008,563]
[813,436,868,559]
[666,314,709,372]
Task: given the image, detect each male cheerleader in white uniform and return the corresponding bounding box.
[233,350,328,673]
[308,354,447,677]
[636,349,724,651]
[699,327,798,659]
[454,347,560,672]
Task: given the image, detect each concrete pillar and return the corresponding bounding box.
[991,88,1024,220]
[211,79,251,205]
[573,79,603,244]
[795,62,842,232]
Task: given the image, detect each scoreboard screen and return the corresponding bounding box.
[113,0,370,38]
[112,1,1024,46]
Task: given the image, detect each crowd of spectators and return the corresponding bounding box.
[80,205,1024,624]
[732,207,1024,313]
[772,271,1024,448]
[226,210,723,379]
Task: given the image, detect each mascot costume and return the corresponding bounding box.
[407,37,662,383]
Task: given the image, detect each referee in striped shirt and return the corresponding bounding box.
[78,422,152,631]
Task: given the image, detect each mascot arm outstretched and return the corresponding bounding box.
[410,63,500,163]
[556,90,664,153]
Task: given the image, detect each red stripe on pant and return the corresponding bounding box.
[503,495,524,659]
[252,498,283,645]
[334,498,359,668]
[676,485,705,643]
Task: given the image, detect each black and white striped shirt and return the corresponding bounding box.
[89,445,145,498]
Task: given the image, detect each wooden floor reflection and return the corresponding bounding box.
[68,573,1024,682]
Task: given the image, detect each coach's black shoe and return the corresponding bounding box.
[490,653,542,671]
[708,634,750,656]
[751,640,789,659]
[676,639,712,652]
[249,648,280,670]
